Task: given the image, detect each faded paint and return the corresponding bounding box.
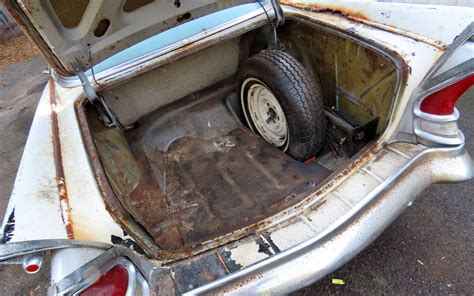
[2,0,470,275]
[267,219,316,251]
[1,81,67,242]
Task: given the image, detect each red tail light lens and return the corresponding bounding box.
[80,265,129,296]
[420,75,473,115]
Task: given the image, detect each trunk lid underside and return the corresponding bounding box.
[10,0,257,74]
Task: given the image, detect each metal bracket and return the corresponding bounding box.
[270,0,285,27]
[260,0,285,49]
[325,109,379,157]
[71,61,117,127]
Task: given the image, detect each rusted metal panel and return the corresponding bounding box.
[89,83,331,255]
[49,80,75,239]
[278,20,397,133]
[75,102,163,258]
[171,251,229,293]
[281,1,472,50]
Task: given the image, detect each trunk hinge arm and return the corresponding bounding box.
[263,0,285,49]
[71,61,117,127]
[270,0,285,28]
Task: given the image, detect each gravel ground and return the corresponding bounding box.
[0,57,473,295]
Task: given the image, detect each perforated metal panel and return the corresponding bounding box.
[103,38,240,126]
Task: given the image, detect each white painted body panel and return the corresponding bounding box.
[2,83,66,242]
[1,0,472,268]
[1,1,472,293]
[54,86,126,242]
[2,82,125,244]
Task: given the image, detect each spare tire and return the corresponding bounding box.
[238,50,326,161]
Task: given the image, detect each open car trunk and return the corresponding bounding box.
[83,19,398,255]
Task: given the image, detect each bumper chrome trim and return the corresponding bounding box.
[185,143,473,295]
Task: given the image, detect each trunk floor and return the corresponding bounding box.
[124,86,331,249]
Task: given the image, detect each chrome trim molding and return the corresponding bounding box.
[49,245,169,295]
[49,245,161,295]
[22,252,44,274]
[414,105,460,122]
[414,128,465,146]
[423,22,473,83]
[0,240,111,262]
[413,102,464,145]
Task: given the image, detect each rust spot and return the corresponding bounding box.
[176,12,191,23]
[282,1,369,21]
[282,1,447,50]
[50,80,74,239]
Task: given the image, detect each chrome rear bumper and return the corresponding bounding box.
[186,143,472,294]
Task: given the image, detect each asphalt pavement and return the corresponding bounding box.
[0,57,472,295]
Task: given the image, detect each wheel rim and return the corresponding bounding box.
[241,78,289,150]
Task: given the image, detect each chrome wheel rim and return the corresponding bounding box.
[241,78,289,150]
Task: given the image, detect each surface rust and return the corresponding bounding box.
[282,1,447,50]
[79,89,380,261]
[76,100,162,258]
[282,1,369,21]
[77,16,400,261]
[278,20,397,133]
[49,80,74,239]
[111,85,331,251]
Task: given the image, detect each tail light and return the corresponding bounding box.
[420,75,474,115]
[414,73,472,146]
[22,253,44,274]
[51,249,150,295]
[80,265,129,296]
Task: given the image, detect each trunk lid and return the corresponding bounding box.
[6,0,257,75]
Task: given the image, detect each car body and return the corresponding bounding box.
[1,0,473,294]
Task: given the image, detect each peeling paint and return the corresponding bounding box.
[1,209,15,244]
[227,241,270,268]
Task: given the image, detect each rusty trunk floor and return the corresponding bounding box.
[121,85,331,250]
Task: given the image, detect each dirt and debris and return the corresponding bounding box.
[0,35,40,69]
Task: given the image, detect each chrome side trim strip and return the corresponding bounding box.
[0,240,111,261]
[414,102,464,145]
[414,105,460,122]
